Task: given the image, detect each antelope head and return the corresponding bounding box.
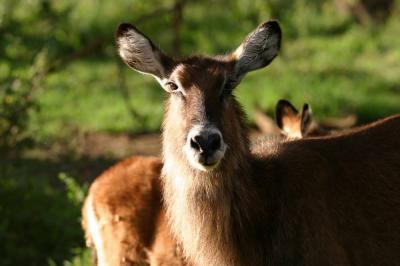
[116,21,281,172]
[276,99,312,139]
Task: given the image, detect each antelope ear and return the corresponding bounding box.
[232,20,281,79]
[300,104,312,136]
[116,23,173,81]
[275,99,299,131]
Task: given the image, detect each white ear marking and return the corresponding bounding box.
[116,23,170,79]
[233,20,281,77]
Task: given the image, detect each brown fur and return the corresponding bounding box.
[147,210,187,266]
[82,156,187,266]
[116,21,400,266]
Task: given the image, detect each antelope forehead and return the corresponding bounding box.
[171,64,186,80]
[170,64,193,90]
[171,63,227,89]
[172,63,187,74]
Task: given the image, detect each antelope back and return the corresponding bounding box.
[82,156,178,266]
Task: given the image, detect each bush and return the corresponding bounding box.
[0,164,88,266]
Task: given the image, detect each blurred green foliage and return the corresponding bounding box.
[0,0,399,265]
[0,78,35,157]
[0,163,87,266]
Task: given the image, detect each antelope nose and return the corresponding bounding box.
[190,133,221,155]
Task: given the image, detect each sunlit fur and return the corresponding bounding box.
[82,156,188,266]
[161,58,267,266]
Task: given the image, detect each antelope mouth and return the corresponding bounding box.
[204,161,218,167]
[199,158,220,170]
[183,148,226,172]
[193,154,223,171]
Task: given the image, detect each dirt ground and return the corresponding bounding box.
[23,111,356,184]
[78,132,163,158]
[22,131,164,183]
[23,129,265,182]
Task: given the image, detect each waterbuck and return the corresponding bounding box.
[116,20,400,266]
[275,99,356,139]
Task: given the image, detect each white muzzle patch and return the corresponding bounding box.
[183,124,227,172]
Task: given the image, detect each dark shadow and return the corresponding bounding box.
[0,155,118,266]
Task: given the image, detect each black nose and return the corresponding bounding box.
[190,133,221,155]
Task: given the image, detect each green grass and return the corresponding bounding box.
[30,60,165,141]
[30,21,400,142]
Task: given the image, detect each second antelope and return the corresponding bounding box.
[274,99,356,138]
[254,99,356,139]
[82,156,187,266]
[116,20,400,266]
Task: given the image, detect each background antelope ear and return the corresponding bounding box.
[300,103,312,136]
[232,20,281,79]
[116,23,173,81]
[275,99,298,131]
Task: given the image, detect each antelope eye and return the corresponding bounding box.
[165,82,179,92]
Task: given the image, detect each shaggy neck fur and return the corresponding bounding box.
[161,97,270,266]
